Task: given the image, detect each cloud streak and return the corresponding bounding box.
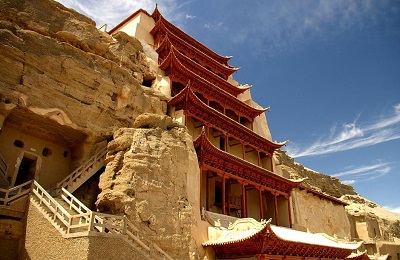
[332,162,392,184]
[286,104,400,158]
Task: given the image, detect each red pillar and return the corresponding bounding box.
[227,179,231,216]
[241,182,246,218]
[259,188,264,220]
[225,134,229,153]
[206,171,209,211]
[257,151,261,167]
[270,152,274,172]
[242,143,245,160]
[286,194,292,228]
[222,176,226,215]
[274,192,279,226]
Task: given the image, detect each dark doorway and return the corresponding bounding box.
[15,157,36,186]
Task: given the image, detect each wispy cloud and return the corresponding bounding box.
[186,14,196,19]
[286,104,400,158]
[383,205,400,214]
[221,0,394,56]
[332,162,392,184]
[55,0,184,29]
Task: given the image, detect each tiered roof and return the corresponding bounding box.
[203,218,362,259]
[153,24,239,79]
[170,85,286,154]
[162,48,266,121]
[159,43,248,96]
[151,6,232,66]
[194,130,301,194]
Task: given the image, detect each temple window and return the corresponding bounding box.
[42,147,52,157]
[13,139,24,148]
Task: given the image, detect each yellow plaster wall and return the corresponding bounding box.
[291,189,351,238]
[116,12,155,46]
[0,125,71,189]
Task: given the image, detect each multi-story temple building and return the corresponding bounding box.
[2,1,398,259]
[107,6,366,259]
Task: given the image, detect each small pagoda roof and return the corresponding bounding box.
[151,6,233,66]
[203,218,362,259]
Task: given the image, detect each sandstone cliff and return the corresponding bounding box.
[0,0,167,164]
[96,114,204,258]
[275,150,400,241]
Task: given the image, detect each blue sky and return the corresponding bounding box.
[56,0,400,213]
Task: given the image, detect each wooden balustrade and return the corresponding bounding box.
[30,180,174,259]
[0,180,32,206]
[56,146,107,190]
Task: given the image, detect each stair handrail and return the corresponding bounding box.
[0,153,8,176]
[56,146,107,190]
[32,180,72,227]
[0,180,33,206]
[32,181,174,259]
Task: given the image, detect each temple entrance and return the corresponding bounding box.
[14,154,38,186]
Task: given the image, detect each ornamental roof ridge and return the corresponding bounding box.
[269,224,363,250]
[151,8,232,65]
[204,217,363,252]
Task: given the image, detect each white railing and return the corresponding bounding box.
[31,181,174,259]
[55,146,107,191]
[0,180,32,206]
[0,153,8,177]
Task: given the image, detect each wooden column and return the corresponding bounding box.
[242,143,246,160]
[227,179,231,216]
[286,194,292,228]
[259,188,264,220]
[205,171,209,211]
[241,182,246,218]
[205,124,210,138]
[269,152,274,172]
[225,134,229,153]
[257,151,261,166]
[184,114,188,127]
[222,176,226,215]
[274,192,279,226]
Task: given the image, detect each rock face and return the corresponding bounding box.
[97,114,203,259]
[275,150,357,197]
[0,0,167,163]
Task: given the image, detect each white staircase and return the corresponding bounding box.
[30,181,173,260]
[0,180,32,206]
[55,147,107,194]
